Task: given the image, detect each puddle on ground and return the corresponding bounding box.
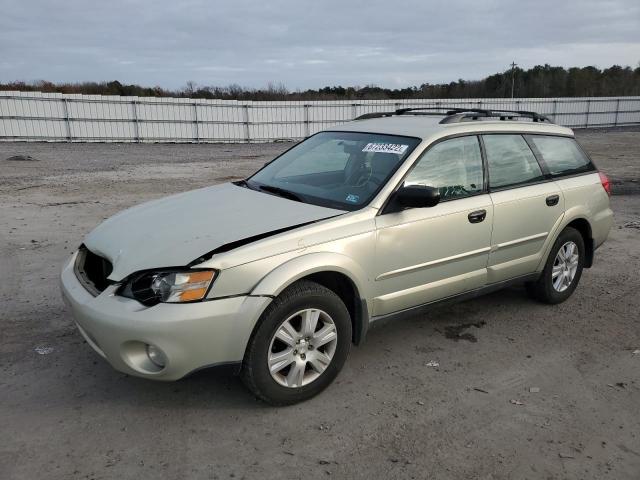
[6,155,38,162]
[623,221,640,230]
[443,320,486,343]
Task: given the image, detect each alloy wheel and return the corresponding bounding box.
[267,309,338,388]
[552,241,579,292]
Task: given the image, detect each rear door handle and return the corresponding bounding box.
[468,209,487,224]
[546,194,560,206]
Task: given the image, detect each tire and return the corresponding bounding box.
[526,227,585,304]
[241,280,352,405]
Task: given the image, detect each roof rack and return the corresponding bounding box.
[352,111,396,120]
[354,107,552,124]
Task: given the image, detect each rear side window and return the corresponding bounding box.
[528,136,595,176]
[405,135,484,201]
[483,134,544,189]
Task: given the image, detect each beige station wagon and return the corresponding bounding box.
[61,108,614,404]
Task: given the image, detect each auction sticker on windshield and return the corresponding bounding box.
[362,143,409,155]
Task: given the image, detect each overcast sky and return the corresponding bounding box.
[1,0,639,90]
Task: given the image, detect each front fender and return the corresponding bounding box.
[250,252,373,303]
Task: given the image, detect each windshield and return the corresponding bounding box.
[246,131,421,210]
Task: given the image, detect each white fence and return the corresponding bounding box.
[1,91,639,143]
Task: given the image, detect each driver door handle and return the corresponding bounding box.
[468,209,486,224]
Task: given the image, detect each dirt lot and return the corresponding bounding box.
[1,128,639,479]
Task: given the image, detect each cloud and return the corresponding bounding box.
[0,0,638,89]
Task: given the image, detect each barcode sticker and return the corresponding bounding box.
[362,143,409,155]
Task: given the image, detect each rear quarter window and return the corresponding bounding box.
[483,134,545,189]
[528,135,595,177]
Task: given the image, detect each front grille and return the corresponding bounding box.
[74,245,113,296]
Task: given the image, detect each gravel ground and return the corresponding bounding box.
[1,128,639,479]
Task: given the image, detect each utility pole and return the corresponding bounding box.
[510,61,517,98]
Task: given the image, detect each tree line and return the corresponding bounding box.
[2,63,639,100]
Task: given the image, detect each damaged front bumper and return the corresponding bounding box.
[60,252,271,380]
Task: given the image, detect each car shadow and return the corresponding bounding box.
[363,284,532,341]
[46,284,534,410]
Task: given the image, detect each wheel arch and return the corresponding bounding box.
[537,211,595,273]
[250,252,372,344]
[564,217,594,268]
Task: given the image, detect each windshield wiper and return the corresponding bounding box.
[257,185,304,202]
[234,180,302,202]
[233,179,252,189]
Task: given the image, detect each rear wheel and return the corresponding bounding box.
[527,227,585,304]
[241,280,352,405]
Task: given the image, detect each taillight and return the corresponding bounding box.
[599,172,612,196]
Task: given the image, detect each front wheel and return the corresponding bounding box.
[241,280,352,405]
[527,227,585,304]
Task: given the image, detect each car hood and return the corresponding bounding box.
[84,183,344,281]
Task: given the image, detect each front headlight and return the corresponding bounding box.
[118,269,217,305]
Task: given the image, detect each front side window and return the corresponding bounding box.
[484,134,544,189]
[404,135,484,201]
[528,135,594,176]
[248,131,421,210]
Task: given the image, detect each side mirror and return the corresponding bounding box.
[389,184,440,212]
